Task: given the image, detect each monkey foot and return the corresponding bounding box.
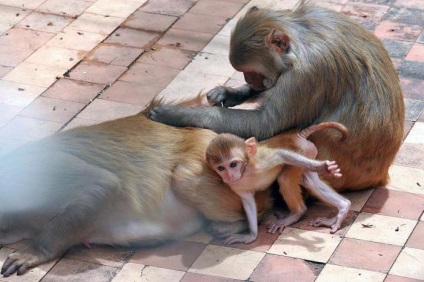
[309,217,341,233]
[268,212,304,234]
[1,248,47,277]
[224,233,256,245]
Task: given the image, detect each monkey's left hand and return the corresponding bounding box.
[320,160,342,178]
[1,246,47,277]
[223,232,257,245]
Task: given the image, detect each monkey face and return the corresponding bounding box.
[214,158,245,184]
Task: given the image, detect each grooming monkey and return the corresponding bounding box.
[149,2,405,213]
[206,122,350,244]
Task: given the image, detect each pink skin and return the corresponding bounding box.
[243,72,265,91]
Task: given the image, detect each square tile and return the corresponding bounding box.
[203,34,231,56]
[0,0,46,9]
[130,241,206,271]
[181,272,240,282]
[389,247,424,280]
[395,143,424,169]
[47,29,106,51]
[115,264,185,282]
[267,227,342,263]
[140,0,197,17]
[385,274,423,282]
[362,188,424,220]
[404,122,424,143]
[398,60,424,80]
[26,46,86,69]
[3,62,67,88]
[86,44,143,66]
[42,78,105,104]
[382,39,414,59]
[316,264,385,282]
[329,238,401,272]
[0,80,46,107]
[101,80,161,106]
[188,245,265,280]
[0,43,34,67]
[85,0,142,18]
[189,0,244,18]
[0,115,62,141]
[66,13,124,35]
[384,6,424,26]
[0,66,13,78]
[36,0,93,18]
[341,2,390,21]
[123,11,177,33]
[158,28,215,52]
[173,13,227,35]
[250,254,322,282]
[0,28,55,50]
[139,47,194,70]
[394,0,424,9]
[344,189,374,211]
[185,52,235,77]
[406,221,424,249]
[68,61,127,85]
[104,27,160,49]
[184,231,213,244]
[66,245,133,268]
[16,12,74,33]
[0,5,32,29]
[374,21,422,41]
[77,99,142,122]
[404,98,424,121]
[111,262,144,282]
[345,212,416,246]
[388,165,424,195]
[120,63,180,87]
[63,117,99,130]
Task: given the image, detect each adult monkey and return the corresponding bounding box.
[149,3,404,192]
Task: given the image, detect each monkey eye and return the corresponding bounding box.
[230,162,238,168]
[217,166,225,171]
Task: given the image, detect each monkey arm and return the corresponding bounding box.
[207,84,262,107]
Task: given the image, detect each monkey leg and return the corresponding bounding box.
[302,171,351,233]
[268,167,306,233]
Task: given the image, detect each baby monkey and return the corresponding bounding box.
[206,122,348,245]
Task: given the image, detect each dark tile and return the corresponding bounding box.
[400,77,424,100]
[382,39,413,59]
[404,98,424,121]
[383,7,424,26]
[398,60,424,80]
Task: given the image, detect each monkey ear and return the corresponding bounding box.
[266,29,290,54]
[245,137,258,157]
[248,6,259,13]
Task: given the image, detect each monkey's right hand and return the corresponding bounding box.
[207,86,240,108]
[1,246,48,277]
[223,232,257,245]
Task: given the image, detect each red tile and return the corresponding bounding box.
[0,66,13,78]
[406,43,424,62]
[395,143,424,169]
[119,63,180,87]
[374,21,422,41]
[42,79,105,104]
[123,11,178,32]
[0,45,34,67]
[400,77,424,101]
[406,221,424,250]
[68,61,127,84]
[190,0,244,18]
[139,46,194,69]
[130,241,206,271]
[104,27,160,48]
[385,274,424,282]
[404,120,414,139]
[158,28,215,52]
[329,238,401,272]
[362,188,424,220]
[101,80,162,106]
[173,13,227,34]
[86,44,143,66]
[342,2,390,21]
[140,0,197,17]
[182,272,240,282]
[250,254,322,282]
[0,27,55,49]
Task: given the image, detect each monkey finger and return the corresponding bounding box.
[1,259,20,277]
[206,86,227,106]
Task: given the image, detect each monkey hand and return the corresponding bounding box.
[149,105,198,127]
[207,86,242,108]
[1,246,48,277]
[320,160,342,178]
[223,232,257,245]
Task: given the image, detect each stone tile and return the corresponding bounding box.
[19,96,85,123]
[394,0,424,9]
[123,11,177,33]
[120,63,180,87]
[343,189,374,212]
[0,28,55,49]
[36,0,93,18]
[42,79,105,104]
[0,103,22,127]
[385,275,424,282]
[381,39,414,59]
[185,52,235,77]
[389,247,424,280]
[63,117,99,130]
[404,98,424,121]
[131,241,206,271]
[363,188,424,220]
[374,21,422,41]
[0,247,57,282]
[267,227,342,263]
[217,18,237,37]
[42,257,118,282]
[3,62,67,88]
[329,238,401,272]
[388,165,424,195]
[0,115,62,141]
[0,80,46,107]
[0,66,13,78]
[68,61,127,85]
[173,13,227,35]
[188,245,264,280]
[0,45,34,67]
[384,6,424,26]
[66,13,124,35]
[203,34,230,56]
[110,262,144,282]
[158,28,215,52]
[341,2,390,22]
[406,221,424,249]
[0,0,46,9]
[139,46,194,70]
[116,264,185,282]
[181,272,241,282]
[101,80,161,106]
[66,245,133,268]
[401,121,423,144]
[345,212,416,246]
[26,46,86,69]
[47,29,106,51]
[140,0,197,17]
[398,60,424,80]
[77,99,142,122]
[85,0,142,18]
[315,264,386,282]
[86,44,143,66]
[184,231,213,244]
[406,43,424,62]
[189,0,244,18]
[395,143,424,169]
[0,5,32,30]
[16,11,74,33]
[105,28,160,49]
[250,254,322,282]
[404,120,414,139]
[400,77,424,101]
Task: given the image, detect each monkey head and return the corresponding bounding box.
[229,8,293,91]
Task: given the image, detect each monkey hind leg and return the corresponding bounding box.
[268,167,307,234]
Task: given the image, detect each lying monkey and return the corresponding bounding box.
[206,122,351,244]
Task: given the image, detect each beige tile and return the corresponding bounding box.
[113,264,185,282]
[267,227,342,263]
[185,52,235,77]
[404,122,424,144]
[85,0,143,18]
[47,29,106,51]
[421,213,424,221]
[0,80,46,107]
[390,247,424,280]
[63,117,99,130]
[315,264,385,282]
[77,99,142,122]
[217,18,238,37]
[112,262,144,282]
[0,115,62,141]
[185,231,213,244]
[0,103,23,127]
[36,0,93,18]
[0,5,32,30]
[66,245,132,268]
[343,189,374,212]
[188,245,265,280]
[345,213,416,246]
[270,0,301,10]
[388,165,424,195]
[203,34,231,56]
[26,46,86,69]
[16,12,74,33]
[0,0,46,9]
[3,62,67,88]
[0,247,57,282]
[66,13,124,35]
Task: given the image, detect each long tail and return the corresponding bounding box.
[299,122,348,141]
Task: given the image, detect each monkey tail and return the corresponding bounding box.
[299,122,348,141]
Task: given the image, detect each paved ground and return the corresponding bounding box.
[0,0,423,281]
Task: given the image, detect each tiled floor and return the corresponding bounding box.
[0,0,423,281]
